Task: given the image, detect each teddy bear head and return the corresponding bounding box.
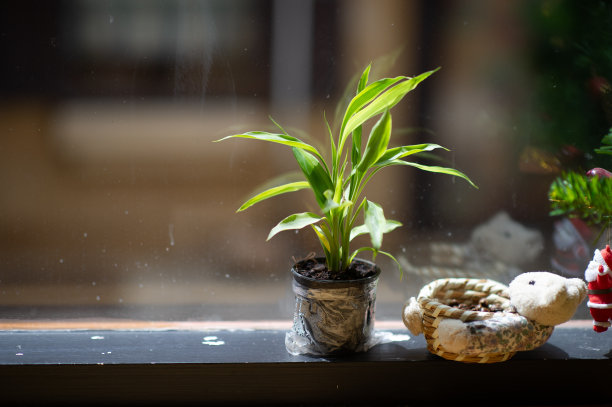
[508,271,587,326]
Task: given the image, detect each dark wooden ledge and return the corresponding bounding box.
[0,320,610,406]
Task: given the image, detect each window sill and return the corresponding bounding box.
[0,320,609,405]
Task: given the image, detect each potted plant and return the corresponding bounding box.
[217,64,476,355]
[549,128,612,244]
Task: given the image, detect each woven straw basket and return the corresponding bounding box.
[414,277,514,363]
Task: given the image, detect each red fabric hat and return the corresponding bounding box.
[601,245,612,271]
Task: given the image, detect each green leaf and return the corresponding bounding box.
[312,224,332,254]
[267,212,322,241]
[348,247,401,276]
[322,189,339,213]
[338,76,406,152]
[389,160,478,189]
[351,66,370,166]
[215,131,323,160]
[374,143,448,166]
[356,109,392,174]
[364,200,387,249]
[341,68,440,147]
[358,64,371,93]
[350,219,402,241]
[292,147,334,209]
[237,181,310,212]
[323,112,338,171]
[351,126,363,171]
[268,116,289,134]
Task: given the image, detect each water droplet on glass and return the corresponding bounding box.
[168,224,175,247]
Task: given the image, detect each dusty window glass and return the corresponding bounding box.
[1,0,609,322]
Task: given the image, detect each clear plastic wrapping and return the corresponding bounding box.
[285,262,381,356]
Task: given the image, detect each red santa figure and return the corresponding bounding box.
[585,245,612,332]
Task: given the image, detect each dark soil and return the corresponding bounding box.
[294,257,377,281]
[446,298,506,313]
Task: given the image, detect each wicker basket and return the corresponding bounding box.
[415,277,515,363]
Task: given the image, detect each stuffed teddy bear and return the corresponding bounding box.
[403,271,586,359]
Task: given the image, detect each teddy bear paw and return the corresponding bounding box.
[402,297,423,336]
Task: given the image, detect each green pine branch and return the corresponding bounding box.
[594,127,612,156]
[548,171,612,225]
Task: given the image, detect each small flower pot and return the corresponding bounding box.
[285,257,381,356]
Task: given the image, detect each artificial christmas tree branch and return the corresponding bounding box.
[549,128,612,244]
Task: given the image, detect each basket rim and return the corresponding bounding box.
[417,277,511,322]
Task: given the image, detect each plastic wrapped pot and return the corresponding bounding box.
[285,258,381,356]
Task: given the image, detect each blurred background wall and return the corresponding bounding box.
[1,0,610,320]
